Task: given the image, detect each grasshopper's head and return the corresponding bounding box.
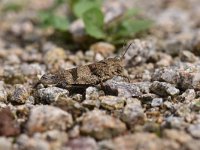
[38,73,58,86]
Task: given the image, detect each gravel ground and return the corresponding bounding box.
[0,0,200,150]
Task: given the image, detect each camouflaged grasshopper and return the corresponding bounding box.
[35,43,132,89]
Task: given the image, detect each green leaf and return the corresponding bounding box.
[118,19,152,36]
[38,11,69,31]
[83,7,105,39]
[73,0,102,18]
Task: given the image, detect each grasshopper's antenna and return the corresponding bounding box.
[120,42,132,60]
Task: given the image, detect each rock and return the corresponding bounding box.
[54,96,85,118]
[150,81,180,97]
[112,133,179,150]
[80,109,126,140]
[139,93,158,104]
[178,89,196,102]
[16,134,50,150]
[85,87,104,100]
[104,79,142,98]
[37,87,69,104]
[192,36,200,56]
[0,108,20,136]
[65,137,97,150]
[0,82,8,103]
[155,52,173,67]
[100,96,125,110]
[26,105,73,134]
[151,98,163,107]
[68,125,80,139]
[90,42,115,57]
[176,104,191,117]
[82,99,100,109]
[179,50,198,63]
[44,47,66,69]
[41,130,68,149]
[10,84,30,104]
[152,67,180,85]
[184,140,200,150]
[134,82,151,94]
[124,39,155,66]
[179,67,200,90]
[163,101,174,110]
[121,102,144,127]
[188,124,200,138]
[165,116,188,129]
[2,66,25,84]
[20,63,44,76]
[0,137,12,150]
[163,32,193,56]
[191,99,200,111]
[163,129,192,144]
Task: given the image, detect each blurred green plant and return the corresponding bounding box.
[2,2,23,12]
[38,0,152,44]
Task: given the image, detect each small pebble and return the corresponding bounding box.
[0,137,12,150]
[26,105,73,134]
[100,96,125,110]
[10,84,30,104]
[150,81,180,97]
[0,108,20,136]
[65,137,97,150]
[188,124,200,138]
[151,98,163,107]
[37,87,69,104]
[80,109,126,140]
[121,102,144,127]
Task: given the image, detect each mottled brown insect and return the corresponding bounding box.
[35,43,132,89]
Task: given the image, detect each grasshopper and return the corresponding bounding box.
[35,43,132,89]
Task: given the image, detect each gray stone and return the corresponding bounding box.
[86,87,104,100]
[179,69,200,90]
[54,96,85,118]
[100,96,125,110]
[152,67,180,84]
[124,39,155,66]
[112,133,180,150]
[176,104,191,117]
[165,116,188,129]
[82,99,100,109]
[178,89,196,102]
[139,93,158,104]
[0,137,12,150]
[163,129,192,144]
[10,84,30,104]
[188,124,200,138]
[16,134,50,150]
[80,109,126,140]
[121,103,144,127]
[191,99,200,111]
[104,79,142,98]
[0,82,7,103]
[150,81,180,97]
[26,105,73,134]
[151,98,163,107]
[179,50,198,63]
[37,87,69,104]
[65,137,97,150]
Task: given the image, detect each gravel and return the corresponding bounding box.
[1,0,200,149]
